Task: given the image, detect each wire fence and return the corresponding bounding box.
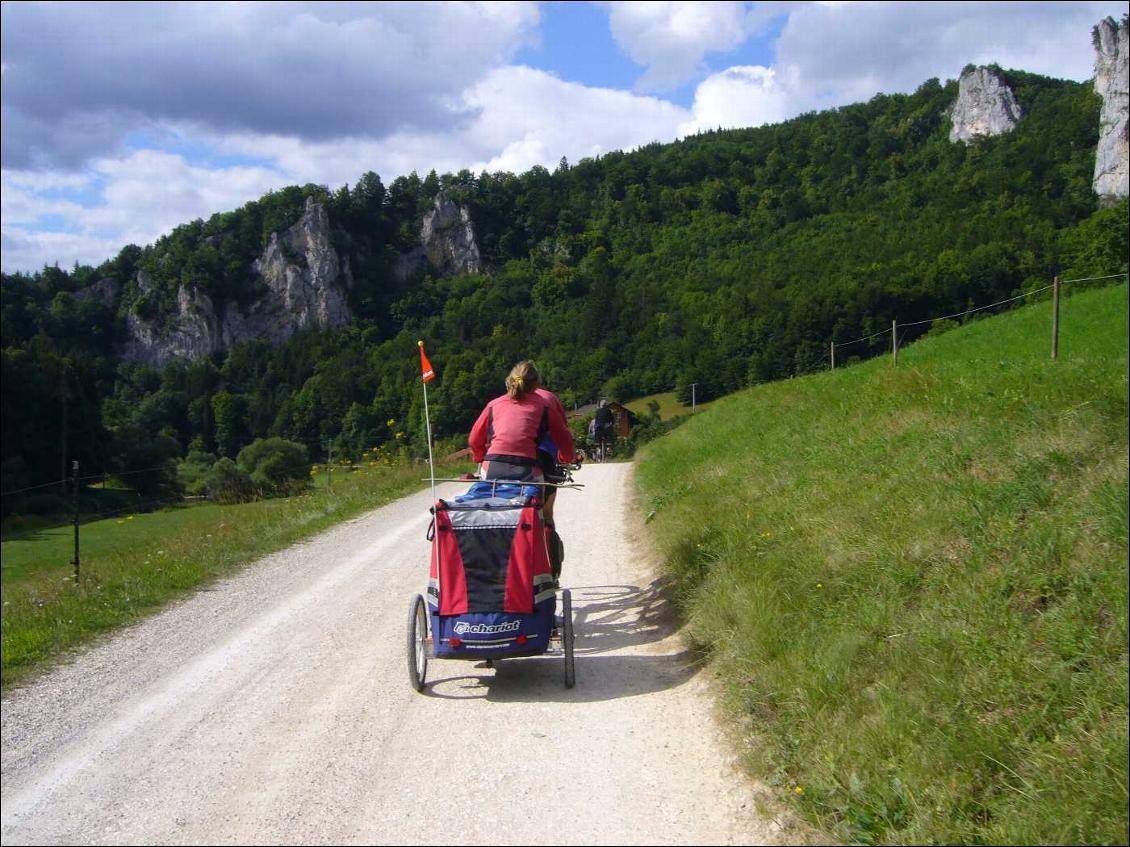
[829,272,1127,369]
[1,463,177,500]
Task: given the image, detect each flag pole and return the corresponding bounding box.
[418,340,437,508]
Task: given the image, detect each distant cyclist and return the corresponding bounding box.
[593,399,615,461]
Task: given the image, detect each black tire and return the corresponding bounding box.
[407,593,428,692]
[562,589,575,688]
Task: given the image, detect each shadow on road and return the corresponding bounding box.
[422,578,707,703]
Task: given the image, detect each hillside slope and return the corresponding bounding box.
[4,70,1126,503]
[636,283,1128,844]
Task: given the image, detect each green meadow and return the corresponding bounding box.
[1,461,467,687]
[636,283,1129,844]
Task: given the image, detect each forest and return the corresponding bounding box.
[2,67,1128,510]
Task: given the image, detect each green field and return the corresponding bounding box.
[636,283,1129,844]
[624,391,713,421]
[1,461,469,687]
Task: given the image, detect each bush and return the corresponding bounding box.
[236,437,311,497]
[205,458,257,504]
[15,491,69,516]
[178,448,217,496]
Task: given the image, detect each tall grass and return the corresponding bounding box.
[636,284,1129,844]
[1,461,467,688]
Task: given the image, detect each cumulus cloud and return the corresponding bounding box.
[0,1,540,170]
[679,2,1125,137]
[201,66,688,185]
[773,1,1123,113]
[606,1,779,91]
[0,227,125,276]
[677,65,792,136]
[1,151,286,272]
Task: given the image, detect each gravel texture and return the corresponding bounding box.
[2,464,800,845]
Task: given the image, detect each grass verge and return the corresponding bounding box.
[1,461,468,688]
[636,283,1129,844]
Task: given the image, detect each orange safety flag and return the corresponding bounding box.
[418,340,436,383]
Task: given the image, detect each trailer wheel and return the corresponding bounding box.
[407,594,429,692]
[562,589,575,688]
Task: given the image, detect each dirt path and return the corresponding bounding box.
[2,464,798,845]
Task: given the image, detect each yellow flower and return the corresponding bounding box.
[794,786,805,796]
[126,515,134,521]
[816,583,823,589]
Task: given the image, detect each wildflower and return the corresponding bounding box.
[816,583,823,589]
[126,515,134,521]
[794,786,805,796]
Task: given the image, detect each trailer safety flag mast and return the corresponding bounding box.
[418,340,438,510]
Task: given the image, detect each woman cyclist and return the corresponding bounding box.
[468,361,576,579]
[468,360,576,487]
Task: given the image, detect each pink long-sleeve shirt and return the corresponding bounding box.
[469,392,575,464]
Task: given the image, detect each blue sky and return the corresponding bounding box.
[2,1,1125,273]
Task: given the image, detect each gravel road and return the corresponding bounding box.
[2,463,798,845]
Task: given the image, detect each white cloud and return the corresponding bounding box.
[678,65,792,136]
[0,227,123,275]
[209,66,689,184]
[607,1,764,90]
[773,1,1124,113]
[1,151,287,272]
[1,2,541,169]
[463,66,688,172]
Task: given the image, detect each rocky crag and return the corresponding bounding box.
[122,196,352,367]
[394,191,482,282]
[1092,15,1129,203]
[949,66,1022,143]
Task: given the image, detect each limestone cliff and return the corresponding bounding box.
[121,197,351,367]
[949,66,1022,143]
[1093,15,1129,202]
[394,192,482,281]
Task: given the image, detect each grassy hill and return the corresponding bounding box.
[635,282,1128,844]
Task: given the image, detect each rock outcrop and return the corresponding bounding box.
[1093,15,1129,202]
[122,274,223,365]
[394,192,482,281]
[122,197,351,367]
[422,192,481,277]
[949,66,1022,143]
[73,276,120,309]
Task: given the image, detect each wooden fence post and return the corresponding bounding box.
[892,319,898,366]
[1051,275,1060,360]
[71,460,80,582]
[830,341,836,370]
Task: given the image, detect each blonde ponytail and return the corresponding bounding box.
[506,360,540,400]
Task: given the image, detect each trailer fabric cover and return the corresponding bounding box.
[429,501,550,615]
